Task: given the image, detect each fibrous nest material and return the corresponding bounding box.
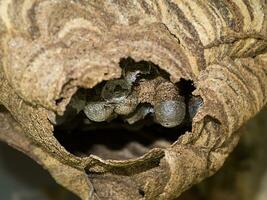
[0,1,266,200]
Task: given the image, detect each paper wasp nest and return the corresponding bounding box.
[0,0,266,199]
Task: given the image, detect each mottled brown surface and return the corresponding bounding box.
[0,1,266,200]
[135,77,180,104]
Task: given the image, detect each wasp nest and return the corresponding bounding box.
[0,1,266,200]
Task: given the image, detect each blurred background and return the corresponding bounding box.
[0,108,266,200]
[0,142,79,200]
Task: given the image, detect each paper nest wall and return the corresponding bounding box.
[0,1,266,200]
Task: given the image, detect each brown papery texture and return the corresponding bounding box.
[0,1,266,200]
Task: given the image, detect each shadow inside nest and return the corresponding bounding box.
[54,116,191,160]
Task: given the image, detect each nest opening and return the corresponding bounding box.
[53,58,202,160]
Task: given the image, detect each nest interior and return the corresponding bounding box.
[53,58,198,161]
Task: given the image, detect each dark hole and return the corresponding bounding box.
[115,85,123,92]
[53,58,201,161]
[55,97,64,105]
[176,78,196,97]
[0,105,9,113]
[176,78,198,128]
[138,188,145,197]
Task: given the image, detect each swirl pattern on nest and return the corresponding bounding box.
[0,0,266,199]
